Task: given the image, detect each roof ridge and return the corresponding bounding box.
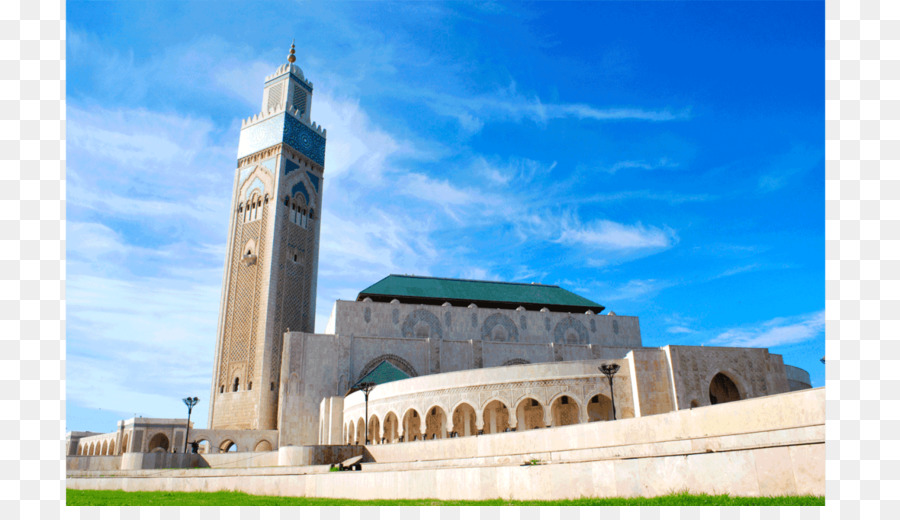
[386,274,560,288]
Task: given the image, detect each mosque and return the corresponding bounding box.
[66,46,821,500]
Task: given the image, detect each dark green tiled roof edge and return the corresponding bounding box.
[353,360,411,388]
[357,275,604,311]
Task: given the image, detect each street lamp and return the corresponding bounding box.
[182,397,199,454]
[599,364,620,420]
[352,382,376,445]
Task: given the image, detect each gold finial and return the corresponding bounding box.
[287,39,296,64]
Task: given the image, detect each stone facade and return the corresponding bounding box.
[73,418,191,457]
[276,300,646,447]
[67,51,819,502]
[277,298,800,448]
[67,388,825,499]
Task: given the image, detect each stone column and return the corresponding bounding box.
[542,404,552,428]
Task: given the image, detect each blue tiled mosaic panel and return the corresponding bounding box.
[282,114,326,166]
[306,171,320,192]
[238,166,254,186]
[285,159,301,176]
[261,157,277,174]
[237,113,327,167]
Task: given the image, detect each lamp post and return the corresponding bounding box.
[353,382,376,445]
[182,397,199,454]
[599,364,620,420]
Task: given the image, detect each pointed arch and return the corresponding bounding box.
[148,433,170,453]
[513,395,547,431]
[357,354,418,381]
[502,358,530,367]
[382,411,400,443]
[481,313,519,342]
[482,399,511,434]
[401,408,423,441]
[424,404,449,440]
[550,392,583,426]
[368,414,382,444]
[287,372,300,395]
[709,372,742,405]
[401,310,443,339]
[586,393,614,422]
[553,316,589,344]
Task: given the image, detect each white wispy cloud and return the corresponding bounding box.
[471,156,554,186]
[602,157,679,174]
[602,279,677,302]
[395,173,485,220]
[667,326,696,334]
[318,207,438,282]
[423,86,691,131]
[708,311,825,348]
[67,268,220,425]
[576,190,713,205]
[556,218,677,252]
[314,91,414,186]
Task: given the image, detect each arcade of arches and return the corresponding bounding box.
[344,392,615,445]
[341,369,750,446]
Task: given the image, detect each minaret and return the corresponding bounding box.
[208,43,326,431]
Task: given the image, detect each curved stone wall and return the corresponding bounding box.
[342,359,635,444]
[785,364,812,391]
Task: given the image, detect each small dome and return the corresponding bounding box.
[289,63,304,79]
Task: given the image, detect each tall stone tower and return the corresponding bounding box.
[208,44,326,430]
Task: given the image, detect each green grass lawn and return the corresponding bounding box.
[66,489,825,506]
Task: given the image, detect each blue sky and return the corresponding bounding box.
[66,1,824,432]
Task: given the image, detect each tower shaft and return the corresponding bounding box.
[208,57,326,430]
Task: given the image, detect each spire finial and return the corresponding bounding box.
[287,39,296,64]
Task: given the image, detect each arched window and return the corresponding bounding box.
[148,433,169,453]
[709,373,741,405]
[248,381,252,391]
[233,377,240,392]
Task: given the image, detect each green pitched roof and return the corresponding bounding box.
[357,275,604,313]
[352,360,411,389]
